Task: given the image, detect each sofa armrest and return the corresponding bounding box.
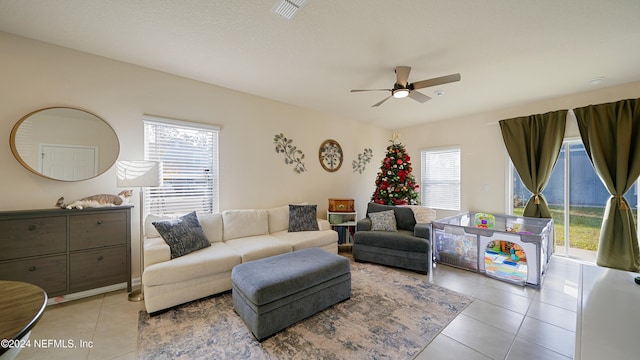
[414,223,432,241]
[317,219,331,231]
[144,236,171,269]
[356,218,372,232]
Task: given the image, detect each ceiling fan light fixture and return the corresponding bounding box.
[392,89,410,99]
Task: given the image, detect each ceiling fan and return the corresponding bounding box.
[350,66,461,107]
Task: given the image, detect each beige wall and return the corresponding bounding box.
[400,81,640,219]
[0,32,390,278]
[4,31,638,280]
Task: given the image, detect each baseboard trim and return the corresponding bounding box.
[47,282,130,305]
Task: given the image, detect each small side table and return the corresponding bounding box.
[0,280,47,359]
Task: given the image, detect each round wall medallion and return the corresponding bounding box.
[319,139,343,172]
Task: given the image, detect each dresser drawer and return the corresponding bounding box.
[69,212,127,251]
[0,255,67,295]
[69,247,127,292]
[0,217,67,260]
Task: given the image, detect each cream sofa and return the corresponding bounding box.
[141,205,338,313]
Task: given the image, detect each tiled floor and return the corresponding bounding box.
[413,255,583,359]
[14,254,585,360]
[14,289,143,360]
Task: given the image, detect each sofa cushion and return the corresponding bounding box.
[367,203,416,231]
[401,205,436,224]
[271,229,338,251]
[354,229,430,252]
[288,204,319,232]
[145,214,171,239]
[369,210,397,232]
[152,211,211,259]
[224,235,292,263]
[222,209,269,241]
[267,205,290,233]
[197,213,224,242]
[143,237,171,268]
[145,212,223,243]
[143,242,241,286]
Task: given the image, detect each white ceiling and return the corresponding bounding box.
[1,0,639,129]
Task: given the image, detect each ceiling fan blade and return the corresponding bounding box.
[408,90,432,103]
[411,73,461,90]
[395,66,411,87]
[372,96,392,107]
[350,89,392,92]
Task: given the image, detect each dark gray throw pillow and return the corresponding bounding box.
[288,204,319,232]
[152,211,211,259]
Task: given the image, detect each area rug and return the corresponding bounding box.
[138,259,472,360]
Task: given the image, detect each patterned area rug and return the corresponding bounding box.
[138,258,472,360]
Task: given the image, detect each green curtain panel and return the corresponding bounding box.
[574,98,640,272]
[499,110,567,218]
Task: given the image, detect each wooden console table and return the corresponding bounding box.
[0,280,47,357]
[575,264,640,360]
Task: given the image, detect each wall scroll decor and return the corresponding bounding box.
[352,148,373,174]
[273,133,307,173]
[319,139,343,172]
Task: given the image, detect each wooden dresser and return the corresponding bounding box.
[0,206,132,297]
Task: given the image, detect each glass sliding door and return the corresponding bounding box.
[510,139,638,262]
[512,149,566,257]
[566,142,602,261]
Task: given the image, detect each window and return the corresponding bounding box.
[143,116,219,215]
[420,147,461,210]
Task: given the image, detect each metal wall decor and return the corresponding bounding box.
[274,133,307,173]
[319,139,343,172]
[352,148,373,174]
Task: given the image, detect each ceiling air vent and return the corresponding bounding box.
[272,0,307,20]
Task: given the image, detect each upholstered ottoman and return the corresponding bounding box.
[231,247,351,340]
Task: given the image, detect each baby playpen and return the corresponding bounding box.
[431,212,554,287]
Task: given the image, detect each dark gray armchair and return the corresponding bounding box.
[353,203,432,274]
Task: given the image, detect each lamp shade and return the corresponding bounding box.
[116,160,163,187]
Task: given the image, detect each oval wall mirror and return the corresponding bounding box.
[10,107,120,181]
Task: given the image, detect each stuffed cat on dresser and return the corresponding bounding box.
[56,190,133,210]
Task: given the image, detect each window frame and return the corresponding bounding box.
[420,146,461,211]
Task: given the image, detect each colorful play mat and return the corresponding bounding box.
[484,241,527,285]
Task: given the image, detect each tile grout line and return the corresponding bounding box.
[502,294,534,359]
[86,293,106,360]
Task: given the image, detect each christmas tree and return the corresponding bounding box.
[371,138,420,205]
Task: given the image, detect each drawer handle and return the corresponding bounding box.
[28,225,36,231]
[97,220,103,225]
[28,266,36,272]
[97,256,104,261]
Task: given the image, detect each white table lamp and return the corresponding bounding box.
[116,160,162,302]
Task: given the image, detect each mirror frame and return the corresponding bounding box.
[10,106,120,181]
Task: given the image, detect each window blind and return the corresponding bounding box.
[420,147,461,211]
[143,116,219,215]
